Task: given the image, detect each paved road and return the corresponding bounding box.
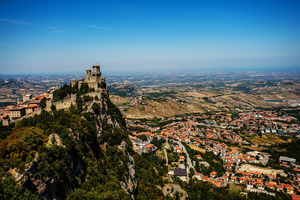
[138,147,142,155]
[164,149,168,165]
[178,141,195,172]
[164,138,169,165]
[165,138,170,149]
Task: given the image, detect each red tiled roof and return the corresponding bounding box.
[292,194,300,200]
[145,144,154,148]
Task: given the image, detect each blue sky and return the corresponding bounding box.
[0,0,300,74]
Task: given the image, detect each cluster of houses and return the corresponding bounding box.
[193,138,270,167]
[128,118,271,167]
[129,134,157,154]
[0,87,58,125]
[237,111,299,134]
[127,109,300,140]
[1,94,43,125]
[127,113,300,197]
[170,110,300,135]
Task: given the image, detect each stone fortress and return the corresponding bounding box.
[46,64,107,111]
[71,64,106,90]
[1,64,108,125]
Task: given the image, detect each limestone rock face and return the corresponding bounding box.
[91,91,137,199]
[120,152,138,200]
[88,91,122,137]
[47,133,65,148]
[8,149,82,200]
[88,89,137,199]
[10,152,39,183]
[162,184,188,199]
[118,141,128,153]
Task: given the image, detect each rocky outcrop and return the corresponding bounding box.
[8,132,83,199]
[117,141,127,153]
[86,91,121,137]
[18,151,82,200]
[47,133,65,148]
[162,184,188,200]
[85,89,138,199]
[10,152,39,183]
[34,177,60,200]
[118,141,138,199]
[9,152,62,200]
[120,152,138,200]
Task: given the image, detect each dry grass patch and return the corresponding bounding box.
[245,134,289,146]
[241,145,264,151]
[187,144,206,153]
[231,83,241,87]
[202,91,222,96]
[156,150,166,160]
[110,95,130,106]
[125,100,207,118]
[228,183,244,192]
[238,164,287,177]
[185,92,207,98]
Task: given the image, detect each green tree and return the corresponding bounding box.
[92,102,100,114]
[83,95,93,102]
[51,104,56,111]
[39,97,47,108]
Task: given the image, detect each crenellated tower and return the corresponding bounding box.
[71,64,106,90]
[92,64,101,77]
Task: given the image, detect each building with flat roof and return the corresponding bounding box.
[279,156,296,164]
[173,168,187,177]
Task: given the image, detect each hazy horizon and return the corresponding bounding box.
[1,0,300,74]
[1,66,300,76]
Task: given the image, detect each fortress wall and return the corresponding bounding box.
[45,94,76,111]
[75,76,106,90]
[53,99,75,110]
[87,82,98,90]
[26,109,42,117]
[45,91,106,112]
[53,95,76,110]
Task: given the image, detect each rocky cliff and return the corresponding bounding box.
[0,82,137,199]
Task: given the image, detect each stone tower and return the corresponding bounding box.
[71,64,105,90]
[86,69,92,80]
[92,64,101,77]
